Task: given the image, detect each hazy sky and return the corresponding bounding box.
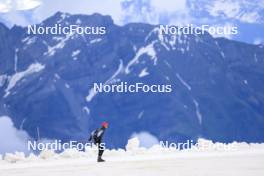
[0,0,188,26]
[0,0,263,45]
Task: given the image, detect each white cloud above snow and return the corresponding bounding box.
[254,38,263,45]
[0,116,30,155]
[132,131,159,148]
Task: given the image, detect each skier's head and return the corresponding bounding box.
[102,121,109,128]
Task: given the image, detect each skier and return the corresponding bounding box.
[88,121,109,162]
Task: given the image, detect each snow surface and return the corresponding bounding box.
[0,138,264,176]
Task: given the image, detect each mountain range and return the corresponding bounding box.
[0,12,264,148]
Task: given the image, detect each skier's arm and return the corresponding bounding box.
[88,130,95,141]
[96,129,105,139]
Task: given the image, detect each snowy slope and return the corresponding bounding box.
[0,138,264,176]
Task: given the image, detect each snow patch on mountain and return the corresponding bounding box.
[22,36,36,45]
[176,73,191,91]
[76,18,82,25]
[44,34,73,56]
[145,27,172,51]
[14,49,18,72]
[137,111,144,119]
[90,38,102,44]
[86,60,124,102]
[4,63,45,97]
[193,99,202,124]
[215,41,226,58]
[0,74,8,87]
[83,106,90,115]
[71,50,80,58]
[65,83,70,88]
[139,68,149,78]
[125,42,157,74]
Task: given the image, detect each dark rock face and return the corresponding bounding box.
[0,12,264,148]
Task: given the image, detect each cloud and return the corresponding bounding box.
[152,0,186,11]
[0,0,262,44]
[0,0,42,26]
[120,0,190,25]
[1,0,264,27]
[254,38,263,45]
[0,0,41,12]
[30,0,123,25]
[15,0,41,11]
[0,0,10,13]
[0,0,191,26]
[0,116,30,155]
[191,0,264,24]
[132,131,159,148]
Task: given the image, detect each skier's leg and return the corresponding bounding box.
[97,142,105,162]
[99,145,104,156]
